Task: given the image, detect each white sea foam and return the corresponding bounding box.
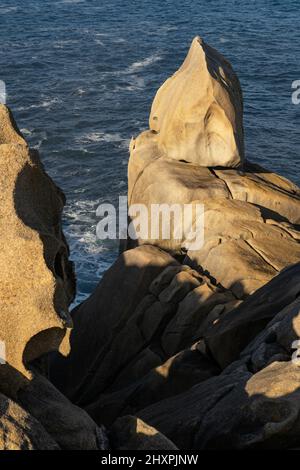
[54,40,78,49]
[64,198,119,307]
[158,25,178,33]
[112,38,127,44]
[0,6,18,14]
[95,39,105,46]
[75,88,86,95]
[126,54,162,73]
[20,128,33,136]
[76,131,125,144]
[17,97,62,111]
[30,130,48,150]
[32,140,44,150]
[118,139,130,151]
[60,0,85,4]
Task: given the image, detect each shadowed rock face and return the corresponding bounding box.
[0,392,59,450]
[110,416,178,450]
[0,104,76,396]
[138,283,300,450]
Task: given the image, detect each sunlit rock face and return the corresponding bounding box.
[148,36,244,168]
[0,104,75,396]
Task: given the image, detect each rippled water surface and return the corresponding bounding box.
[1,0,300,303]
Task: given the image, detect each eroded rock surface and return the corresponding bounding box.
[0,104,75,396]
[133,36,244,169]
[49,38,300,450]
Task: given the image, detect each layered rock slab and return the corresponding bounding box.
[51,245,235,426]
[205,263,300,368]
[138,267,300,449]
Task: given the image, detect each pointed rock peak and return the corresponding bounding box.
[149,37,244,168]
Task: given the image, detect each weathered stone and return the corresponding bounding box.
[138,281,300,450]
[0,392,59,450]
[215,162,300,225]
[85,345,219,426]
[205,263,300,368]
[0,104,75,396]
[50,245,180,400]
[126,41,300,298]
[148,36,244,168]
[17,371,108,450]
[51,247,234,426]
[186,198,300,298]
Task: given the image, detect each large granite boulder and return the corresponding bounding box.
[0,104,75,396]
[135,36,244,169]
[2,37,299,451]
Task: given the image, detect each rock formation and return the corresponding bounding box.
[1,37,300,450]
[0,104,76,396]
[134,36,244,170]
[0,104,170,450]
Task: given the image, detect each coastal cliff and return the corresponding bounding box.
[1,37,300,450]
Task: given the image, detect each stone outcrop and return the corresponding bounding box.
[2,37,300,450]
[0,105,75,396]
[185,197,300,298]
[126,38,300,300]
[134,36,244,169]
[17,370,108,450]
[50,37,299,450]
[0,104,176,451]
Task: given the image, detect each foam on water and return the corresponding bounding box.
[76,131,125,144]
[17,97,62,111]
[126,55,162,73]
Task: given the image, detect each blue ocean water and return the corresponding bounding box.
[1,0,299,303]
